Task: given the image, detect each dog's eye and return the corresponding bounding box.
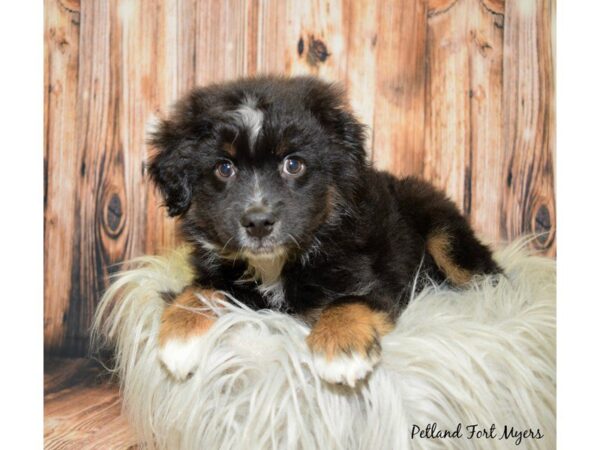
[282,157,305,177]
[215,161,236,180]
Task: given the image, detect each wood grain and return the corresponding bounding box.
[45,358,138,449]
[44,0,81,350]
[44,0,556,356]
[145,0,195,255]
[467,0,505,244]
[255,0,288,73]
[342,0,379,152]
[424,0,471,211]
[194,0,256,83]
[501,0,555,254]
[285,0,347,80]
[372,0,428,174]
[65,0,120,357]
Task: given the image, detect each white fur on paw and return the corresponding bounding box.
[313,351,380,387]
[158,335,204,381]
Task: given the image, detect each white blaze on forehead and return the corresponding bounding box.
[251,171,264,204]
[230,97,263,151]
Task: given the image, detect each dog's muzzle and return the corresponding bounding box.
[240,207,277,239]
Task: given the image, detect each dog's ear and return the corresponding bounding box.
[147,118,191,216]
[147,115,202,217]
[303,79,367,165]
[147,88,217,216]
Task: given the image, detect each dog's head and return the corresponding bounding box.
[148,76,367,261]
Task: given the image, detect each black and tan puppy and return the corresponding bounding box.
[149,76,500,386]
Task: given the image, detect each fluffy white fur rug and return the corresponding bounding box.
[93,240,555,450]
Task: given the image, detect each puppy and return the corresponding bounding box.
[149,76,500,386]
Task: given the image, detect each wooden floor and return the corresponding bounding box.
[44,358,139,449]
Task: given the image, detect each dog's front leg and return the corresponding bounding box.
[158,286,221,380]
[306,299,394,387]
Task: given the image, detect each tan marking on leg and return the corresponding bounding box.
[306,302,394,360]
[427,231,473,285]
[158,287,220,347]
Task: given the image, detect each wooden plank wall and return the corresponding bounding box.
[44,0,555,356]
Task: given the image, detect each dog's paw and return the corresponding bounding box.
[306,302,392,387]
[158,287,218,381]
[158,335,205,381]
[312,349,380,387]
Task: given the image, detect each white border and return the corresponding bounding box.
[0,3,44,448]
[0,1,596,448]
[557,2,600,449]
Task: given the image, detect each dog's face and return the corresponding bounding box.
[148,76,366,261]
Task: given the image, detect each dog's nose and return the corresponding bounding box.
[241,210,276,238]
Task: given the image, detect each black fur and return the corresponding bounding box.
[149,76,500,321]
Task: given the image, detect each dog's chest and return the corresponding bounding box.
[256,279,286,309]
[245,254,287,309]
